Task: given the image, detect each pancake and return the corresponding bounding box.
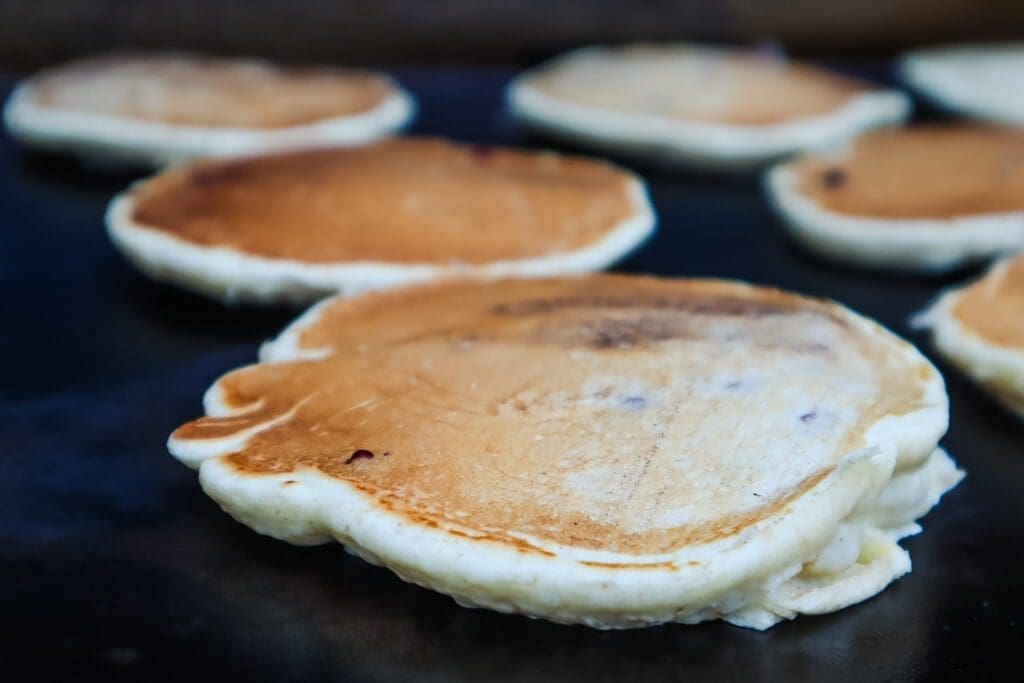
[169,275,962,629]
[900,44,1024,126]
[766,125,1024,271]
[507,44,909,169]
[107,138,654,304]
[916,255,1024,419]
[3,53,414,166]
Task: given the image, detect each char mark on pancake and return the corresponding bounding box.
[822,167,847,188]
[345,449,375,464]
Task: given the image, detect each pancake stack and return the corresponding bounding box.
[170,276,961,629]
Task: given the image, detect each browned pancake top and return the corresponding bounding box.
[792,125,1024,219]
[128,138,639,264]
[953,255,1024,348]
[525,45,869,125]
[29,54,394,128]
[172,276,935,556]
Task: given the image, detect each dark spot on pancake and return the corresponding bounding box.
[822,168,847,188]
[345,449,374,464]
[471,144,495,160]
[620,395,648,410]
[383,451,391,456]
[585,316,684,349]
[800,411,817,423]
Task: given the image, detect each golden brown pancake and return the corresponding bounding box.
[174,276,933,553]
[169,276,960,629]
[951,255,1024,349]
[26,53,394,128]
[791,125,1024,220]
[917,255,1024,419]
[127,138,639,265]
[523,45,869,126]
[766,124,1024,271]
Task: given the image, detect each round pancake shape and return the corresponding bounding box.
[507,44,910,170]
[900,44,1024,126]
[169,275,961,629]
[766,125,1024,271]
[3,53,414,166]
[106,138,656,304]
[916,255,1024,419]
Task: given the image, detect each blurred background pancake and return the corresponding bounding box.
[107,138,655,303]
[901,44,1024,126]
[767,125,1024,271]
[4,53,413,165]
[919,255,1024,419]
[508,44,908,168]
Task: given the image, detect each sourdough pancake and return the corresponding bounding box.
[4,53,413,165]
[508,45,909,169]
[170,275,961,629]
[917,255,1024,419]
[900,44,1024,126]
[107,139,654,304]
[767,125,1024,271]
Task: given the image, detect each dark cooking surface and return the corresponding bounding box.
[1,65,1021,680]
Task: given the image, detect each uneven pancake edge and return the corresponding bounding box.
[915,257,1024,419]
[168,278,959,628]
[104,171,656,304]
[2,79,415,166]
[765,163,1024,272]
[899,46,1024,127]
[507,47,910,169]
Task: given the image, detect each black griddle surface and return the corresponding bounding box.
[1,65,1021,680]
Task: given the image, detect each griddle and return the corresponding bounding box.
[2,64,1021,681]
